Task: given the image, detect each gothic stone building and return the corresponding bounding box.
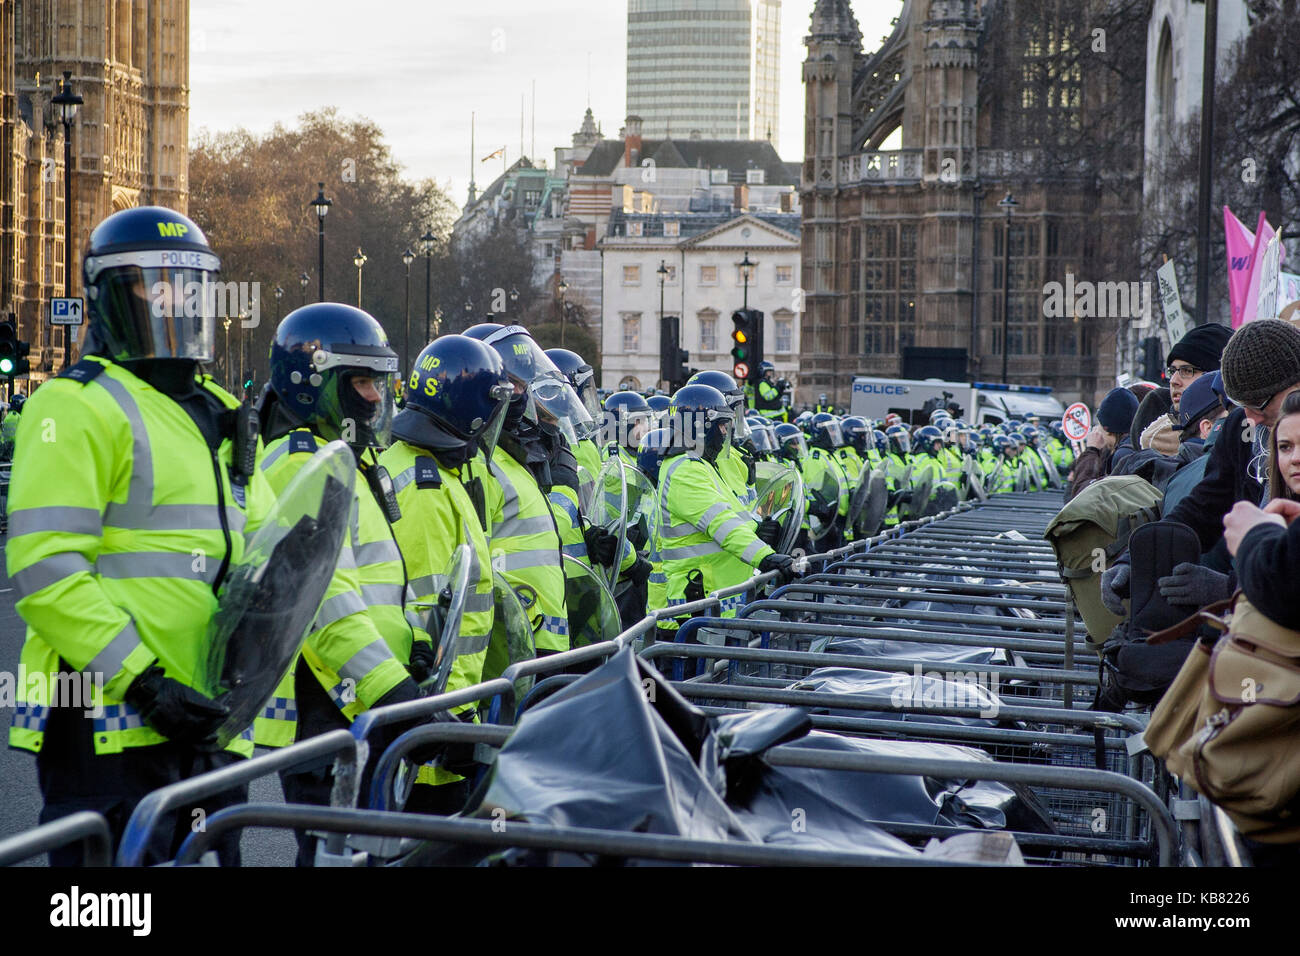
[1,0,189,384]
[800,0,1146,408]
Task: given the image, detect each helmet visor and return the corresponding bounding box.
[750,426,776,454]
[529,372,596,445]
[819,421,844,448]
[895,434,911,455]
[784,433,809,458]
[93,265,222,362]
[339,370,397,448]
[572,367,602,422]
[725,392,751,440]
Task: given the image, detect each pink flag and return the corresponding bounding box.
[1242,213,1277,327]
[1224,206,1257,327]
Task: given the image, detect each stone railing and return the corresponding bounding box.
[839,149,923,185]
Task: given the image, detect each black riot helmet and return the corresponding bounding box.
[667,384,734,463]
[391,334,513,467]
[545,347,600,426]
[466,323,594,442]
[266,302,399,448]
[686,370,750,440]
[83,206,222,364]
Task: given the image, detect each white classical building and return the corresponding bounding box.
[599,211,801,393]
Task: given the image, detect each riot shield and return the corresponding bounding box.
[852,467,889,538]
[1036,447,1062,489]
[754,465,805,556]
[423,543,474,697]
[754,459,789,487]
[576,463,595,515]
[963,456,988,501]
[480,569,536,706]
[200,440,356,749]
[929,484,959,515]
[623,464,656,551]
[847,461,874,529]
[584,454,628,592]
[1013,462,1031,493]
[906,465,935,521]
[563,554,623,648]
[806,459,844,543]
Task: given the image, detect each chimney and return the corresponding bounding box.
[734,184,750,213]
[624,114,643,168]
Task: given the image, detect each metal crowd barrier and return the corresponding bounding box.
[0,811,112,867]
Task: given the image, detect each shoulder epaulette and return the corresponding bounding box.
[287,430,318,455]
[413,456,442,489]
[56,359,107,384]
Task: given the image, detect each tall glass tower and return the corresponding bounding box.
[626,0,781,141]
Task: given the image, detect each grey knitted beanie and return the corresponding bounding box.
[1220,319,1300,409]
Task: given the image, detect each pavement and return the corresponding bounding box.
[0,543,296,866]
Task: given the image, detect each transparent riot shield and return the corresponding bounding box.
[583,454,628,592]
[576,463,596,515]
[754,464,805,556]
[480,569,536,708]
[563,554,623,648]
[423,543,473,697]
[806,458,844,543]
[623,464,656,552]
[1036,447,1063,489]
[963,456,989,501]
[906,464,934,521]
[851,466,889,538]
[754,459,788,488]
[200,440,356,749]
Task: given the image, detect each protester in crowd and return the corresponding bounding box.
[1103,318,1300,613]
[1136,324,1233,455]
[1065,386,1138,500]
[1160,371,1232,514]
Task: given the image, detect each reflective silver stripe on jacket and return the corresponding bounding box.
[93,372,246,535]
[312,590,368,631]
[8,506,102,539]
[86,618,145,680]
[95,551,221,586]
[494,549,560,574]
[14,552,94,596]
[354,540,402,567]
[337,637,396,685]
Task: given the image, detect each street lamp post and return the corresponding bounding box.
[557,278,569,347]
[353,248,367,309]
[310,183,332,301]
[52,71,83,370]
[998,192,1018,384]
[402,247,415,372]
[299,271,310,308]
[509,287,519,318]
[739,251,755,311]
[421,229,437,343]
[222,315,233,392]
[464,300,474,330]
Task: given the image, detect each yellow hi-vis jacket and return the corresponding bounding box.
[7,358,273,757]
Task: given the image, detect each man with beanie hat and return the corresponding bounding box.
[1066,387,1139,500]
[1166,322,1233,408]
[1101,319,1300,614]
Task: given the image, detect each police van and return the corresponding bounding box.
[849,377,1066,426]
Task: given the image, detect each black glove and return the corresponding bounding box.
[746,455,758,486]
[887,489,912,509]
[1158,563,1233,608]
[1099,563,1130,616]
[684,569,706,603]
[759,552,795,585]
[125,664,229,750]
[407,640,437,684]
[756,518,783,547]
[627,555,653,587]
[812,501,837,522]
[583,525,619,567]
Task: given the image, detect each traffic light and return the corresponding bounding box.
[0,320,15,377]
[659,315,691,392]
[730,309,764,386]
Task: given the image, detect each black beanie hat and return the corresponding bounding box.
[1097,387,1139,434]
[1166,323,1233,372]
[1220,319,1300,409]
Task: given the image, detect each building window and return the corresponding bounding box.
[623,264,641,285]
[627,221,643,237]
[710,168,728,184]
[699,265,718,285]
[775,264,793,285]
[663,221,680,237]
[699,311,718,352]
[774,311,793,353]
[622,314,641,352]
[746,168,766,185]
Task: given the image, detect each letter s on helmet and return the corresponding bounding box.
[392,335,513,465]
[83,206,221,363]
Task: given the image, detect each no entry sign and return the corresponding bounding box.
[1062,402,1091,441]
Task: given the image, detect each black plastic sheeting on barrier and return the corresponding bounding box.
[402,650,1043,865]
[727,733,1056,843]
[809,635,1019,668]
[790,667,1010,729]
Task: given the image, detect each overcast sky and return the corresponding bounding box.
[190,1,902,204]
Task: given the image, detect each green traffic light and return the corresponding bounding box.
[0,358,13,374]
